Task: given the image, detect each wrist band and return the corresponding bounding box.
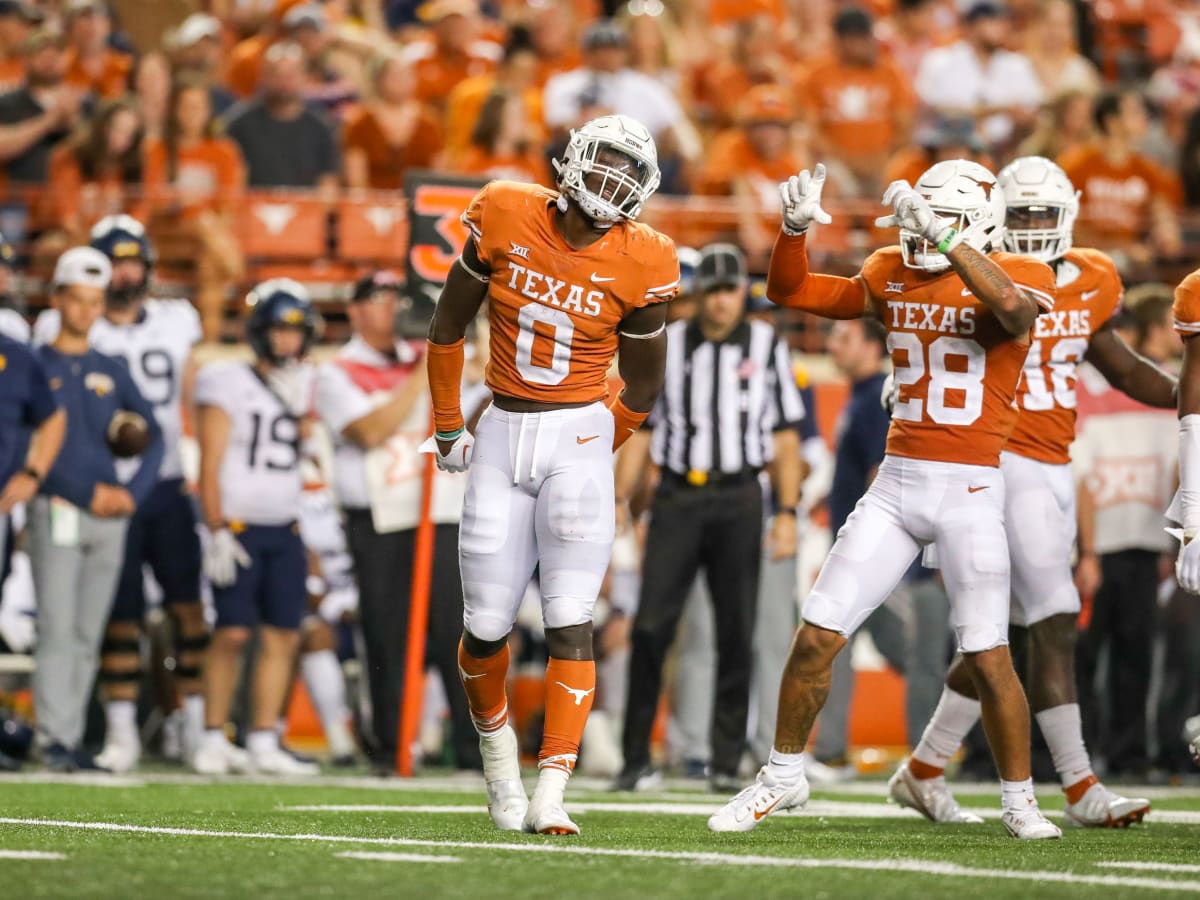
[435,427,464,441]
[937,229,958,254]
[21,465,42,483]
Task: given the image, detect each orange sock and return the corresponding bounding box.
[539,658,595,774]
[908,758,945,780]
[458,640,510,736]
[1064,773,1099,805]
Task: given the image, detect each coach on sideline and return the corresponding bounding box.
[30,247,163,772]
[617,243,805,791]
[314,271,481,774]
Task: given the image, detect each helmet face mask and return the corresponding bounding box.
[554,114,661,226]
[997,156,1079,264]
[899,160,1007,273]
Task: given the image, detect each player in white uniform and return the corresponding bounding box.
[191,279,319,776]
[33,215,207,773]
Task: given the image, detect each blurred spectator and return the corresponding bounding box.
[449,88,549,184]
[0,29,79,187]
[223,41,340,189]
[799,6,915,198]
[617,3,686,92]
[1023,0,1099,100]
[1059,90,1183,268]
[44,98,145,246]
[0,1,37,94]
[61,0,131,100]
[402,0,500,111]
[1017,89,1095,161]
[280,2,358,115]
[144,77,246,341]
[526,1,579,87]
[342,51,442,191]
[876,0,952,80]
[883,116,992,188]
[169,12,237,118]
[131,51,170,141]
[914,1,1042,150]
[688,14,791,129]
[225,1,288,99]
[444,24,540,156]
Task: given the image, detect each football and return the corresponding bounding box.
[106,410,150,458]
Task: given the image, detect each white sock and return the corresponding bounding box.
[533,762,571,806]
[1001,778,1037,811]
[202,728,227,751]
[1034,703,1093,790]
[911,688,982,771]
[301,650,353,756]
[182,695,205,752]
[766,749,805,783]
[247,729,280,756]
[105,700,137,742]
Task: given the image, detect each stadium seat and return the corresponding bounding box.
[335,196,410,267]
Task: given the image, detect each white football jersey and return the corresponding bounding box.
[298,486,355,594]
[34,299,201,480]
[194,361,313,526]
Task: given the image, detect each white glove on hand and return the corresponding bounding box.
[1170,529,1200,594]
[418,431,475,473]
[205,527,251,588]
[874,180,956,246]
[779,164,833,235]
[880,372,897,416]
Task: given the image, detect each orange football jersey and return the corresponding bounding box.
[1006,247,1122,465]
[462,181,680,405]
[861,247,1056,467]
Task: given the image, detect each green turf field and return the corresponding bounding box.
[2,774,1200,899]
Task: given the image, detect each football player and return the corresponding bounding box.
[191,279,320,776]
[890,157,1173,828]
[709,160,1062,839]
[425,114,679,834]
[33,215,207,772]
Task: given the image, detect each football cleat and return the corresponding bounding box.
[1002,805,1062,840]
[1063,782,1150,828]
[888,761,984,824]
[479,725,528,831]
[95,736,141,774]
[523,785,580,836]
[191,737,253,775]
[707,766,809,833]
[611,764,662,793]
[250,746,320,776]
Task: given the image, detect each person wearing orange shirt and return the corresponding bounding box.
[445,25,542,157]
[689,14,793,129]
[800,6,916,198]
[61,0,132,100]
[342,51,443,191]
[450,89,550,186]
[402,0,500,112]
[144,78,246,341]
[1059,90,1183,272]
[425,114,678,835]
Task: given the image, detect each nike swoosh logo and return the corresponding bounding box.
[1081,289,1100,302]
[577,435,600,444]
[458,667,486,681]
[967,485,989,493]
[590,273,615,283]
[754,798,783,821]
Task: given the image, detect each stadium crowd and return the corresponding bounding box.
[0,0,1196,792]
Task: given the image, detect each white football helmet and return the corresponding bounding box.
[553,114,661,226]
[901,159,1007,272]
[997,156,1080,264]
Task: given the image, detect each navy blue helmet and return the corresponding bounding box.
[245,278,319,364]
[90,214,154,305]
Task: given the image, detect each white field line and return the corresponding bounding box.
[1100,863,1200,874]
[335,851,462,864]
[0,850,65,859]
[0,773,144,788]
[0,817,1197,893]
[281,800,1200,825]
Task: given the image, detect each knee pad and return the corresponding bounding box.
[542,595,594,631]
[957,623,1008,654]
[462,610,513,644]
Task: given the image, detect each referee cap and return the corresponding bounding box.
[696,243,747,294]
[53,246,111,291]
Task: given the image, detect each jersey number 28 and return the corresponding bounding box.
[888,334,986,426]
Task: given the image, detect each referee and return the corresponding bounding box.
[617,243,805,790]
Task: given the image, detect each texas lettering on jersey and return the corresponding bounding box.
[461,180,679,405]
[861,246,1057,468]
[1007,247,1122,464]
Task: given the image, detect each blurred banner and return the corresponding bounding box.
[402,170,487,334]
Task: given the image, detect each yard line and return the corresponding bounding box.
[335,852,462,864]
[0,774,143,788]
[1,817,1198,893]
[0,850,65,859]
[1100,863,1200,874]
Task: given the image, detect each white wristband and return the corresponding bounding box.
[1180,414,1200,531]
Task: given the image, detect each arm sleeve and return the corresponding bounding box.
[118,365,164,505]
[767,231,868,319]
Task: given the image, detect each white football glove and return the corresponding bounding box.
[1171,530,1200,595]
[880,371,897,416]
[779,164,833,236]
[204,527,251,588]
[418,431,474,473]
[874,180,957,246]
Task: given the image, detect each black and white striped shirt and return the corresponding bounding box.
[650,318,806,477]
